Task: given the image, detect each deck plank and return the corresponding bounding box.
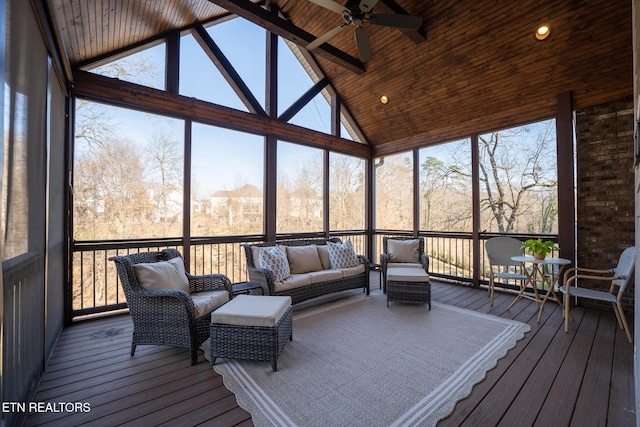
[27,275,634,427]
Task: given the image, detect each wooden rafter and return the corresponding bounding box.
[378,0,426,43]
[193,25,266,115]
[278,77,329,123]
[205,0,366,74]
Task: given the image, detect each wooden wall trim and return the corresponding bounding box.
[72,70,370,158]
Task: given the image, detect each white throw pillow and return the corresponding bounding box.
[133,257,190,293]
[326,240,359,269]
[259,246,291,282]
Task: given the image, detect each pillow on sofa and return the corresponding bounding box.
[327,240,359,269]
[316,245,332,270]
[133,257,190,293]
[388,239,420,263]
[286,245,323,274]
[259,246,291,282]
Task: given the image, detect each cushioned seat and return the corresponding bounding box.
[210,295,291,328]
[386,267,431,308]
[210,295,293,371]
[380,237,430,294]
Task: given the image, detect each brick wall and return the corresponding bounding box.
[574,96,635,313]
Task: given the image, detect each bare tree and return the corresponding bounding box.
[144,132,183,234]
[330,155,365,230]
[477,122,557,233]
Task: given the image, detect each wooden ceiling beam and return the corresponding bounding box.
[205,0,366,74]
[72,70,371,158]
[192,25,266,115]
[378,0,426,44]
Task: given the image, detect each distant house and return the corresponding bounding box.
[211,184,263,225]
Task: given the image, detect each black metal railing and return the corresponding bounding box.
[71,231,558,319]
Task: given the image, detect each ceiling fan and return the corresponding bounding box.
[306,0,423,62]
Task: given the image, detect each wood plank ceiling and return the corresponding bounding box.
[47,0,633,154]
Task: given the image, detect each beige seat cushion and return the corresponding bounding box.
[286,245,323,274]
[275,273,312,291]
[387,267,430,282]
[388,239,420,263]
[308,269,343,284]
[340,264,366,278]
[191,290,230,318]
[387,262,424,269]
[133,257,190,293]
[210,295,292,328]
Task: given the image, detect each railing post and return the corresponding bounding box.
[471,135,481,288]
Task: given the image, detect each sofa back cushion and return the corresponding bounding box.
[286,245,324,274]
[259,246,291,282]
[327,240,360,269]
[316,245,332,270]
[133,257,190,293]
[388,239,420,263]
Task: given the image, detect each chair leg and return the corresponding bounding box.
[131,343,137,356]
[612,302,623,328]
[489,277,494,306]
[191,345,199,365]
[614,303,633,343]
[564,293,570,333]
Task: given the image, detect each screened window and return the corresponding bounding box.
[330,153,365,230]
[73,102,184,239]
[86,43,165,90]
[375,152,413,230]
[478,119,558,234]
[191,124,264,236]
[277,141,323,233]
[419,139,473,232]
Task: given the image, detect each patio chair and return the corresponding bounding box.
[485,237,528,306]
[110,249,233,365]
[380,237,429,293]
[559,246,635,343]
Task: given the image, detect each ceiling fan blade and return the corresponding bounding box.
[307,24,350,50]
[359,0,379,13]
[307,0,349,15]
[354,26,372,62]
[369,13,423,30]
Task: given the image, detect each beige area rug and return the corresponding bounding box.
[201,291,530,427]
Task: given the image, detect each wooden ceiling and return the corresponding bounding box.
[46,0,632,153]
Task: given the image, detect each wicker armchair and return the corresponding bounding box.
[380,237,430,292]
[109,249,233,365]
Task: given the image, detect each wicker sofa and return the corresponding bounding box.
[242,238,370,304]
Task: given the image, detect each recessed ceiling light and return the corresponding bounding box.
[536,25,550,40]
[380,95,389,104]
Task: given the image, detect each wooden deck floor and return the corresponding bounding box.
[27,274,636,426]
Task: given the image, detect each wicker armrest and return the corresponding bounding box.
[380,253,389,268]
[420,254,430,273]
[136,288,198,320]
[246,266,276,295]
[187,273,233,297]
[357,254,371,266]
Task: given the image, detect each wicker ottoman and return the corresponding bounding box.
[386,267,431,309]
[210,295,292,371]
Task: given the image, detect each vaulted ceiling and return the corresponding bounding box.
[45,0,632,154]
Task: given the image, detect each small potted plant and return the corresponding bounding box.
[521,238,558,260]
